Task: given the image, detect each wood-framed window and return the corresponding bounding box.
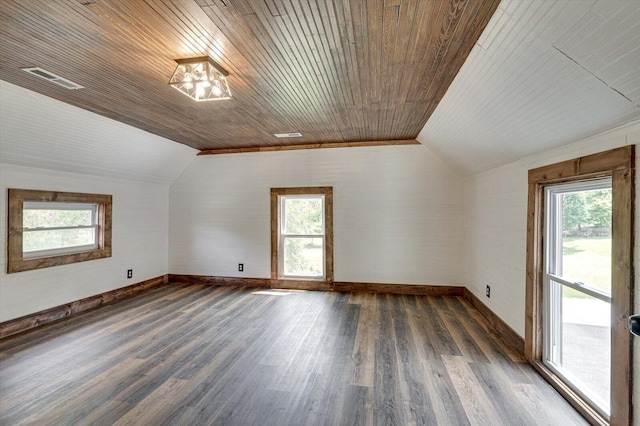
[7,189,112,273]
[525,146,634,426]
[271,187,333,285]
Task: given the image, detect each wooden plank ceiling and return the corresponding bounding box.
[0,0,499,153]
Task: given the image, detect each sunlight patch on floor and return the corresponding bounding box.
[251,290,294,296]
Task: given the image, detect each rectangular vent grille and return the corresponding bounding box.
[21,67,84,90]
[274,132,303,138]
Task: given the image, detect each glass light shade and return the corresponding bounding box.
[169,56,231,101]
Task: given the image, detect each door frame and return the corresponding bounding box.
[525,145,635,426]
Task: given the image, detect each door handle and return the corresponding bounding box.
[631,315,640,337]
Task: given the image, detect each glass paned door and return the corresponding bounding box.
[543,178,612,418]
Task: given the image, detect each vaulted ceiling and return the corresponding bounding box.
[0,0,499,153]
[419,0,640,174]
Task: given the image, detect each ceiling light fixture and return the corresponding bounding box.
[169,56,231,102]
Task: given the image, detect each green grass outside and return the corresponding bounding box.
[561,237,611,298]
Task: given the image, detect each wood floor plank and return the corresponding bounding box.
[414,295,463,358]
[339,384,370,426]
[349,292,378,388]
[456,296,524,363]
[420,358,472,426]
[315,300,360,426]
[113,377,192,425]
[373,295,405,426]
[433,297,490,363]
[468,361,535,426]
[441,355,502,424]
[444,297,532,386]
[22,357,147,425]
[0,284,588,425]
[392,301,437,425]
[516,367,592,426]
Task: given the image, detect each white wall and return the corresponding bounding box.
[463,119,640,422]
[170,145,464,286]
[0,164,172,321]
[464,160,527,331]
[0,81,197,322]
[464,118,640,335]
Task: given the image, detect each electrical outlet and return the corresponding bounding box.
[127,269,133,279]
[238,263,244,272]
[486,285,491,298]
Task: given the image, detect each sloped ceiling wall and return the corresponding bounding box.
[418,0,640,175]
[0,81,197,184]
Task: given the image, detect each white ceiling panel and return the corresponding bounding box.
[418,0,640,174]
[0,81,197,184]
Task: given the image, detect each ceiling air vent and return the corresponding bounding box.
[274,132,303,138]
[21,67,84,90]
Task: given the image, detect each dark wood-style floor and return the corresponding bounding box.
[0,283,586,425]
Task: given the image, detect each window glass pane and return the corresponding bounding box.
[23,205,95,229]
[283,237,324,277]
[24,228,97,252]
[553,283,611,414]
[283,198,323,235]
[560,188,612,294]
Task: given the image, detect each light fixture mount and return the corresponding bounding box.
[169,56,231,102]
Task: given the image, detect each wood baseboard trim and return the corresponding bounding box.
[0,275,168,339]
[169,274,332,291]
[169,274,464,296]
[169,274,271,288]
[333,281,464,296]
[463,288,524,356]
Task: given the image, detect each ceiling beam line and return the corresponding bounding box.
[197,139,420,155]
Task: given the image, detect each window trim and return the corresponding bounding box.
[525,145,634,426]
[271,187,333,285]
[7,189,112,273]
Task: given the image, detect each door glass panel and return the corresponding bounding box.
[544,179,612,418]
[559,188,612,293]
[549,282,611,413]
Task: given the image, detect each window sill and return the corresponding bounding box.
[8,247,112,274]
